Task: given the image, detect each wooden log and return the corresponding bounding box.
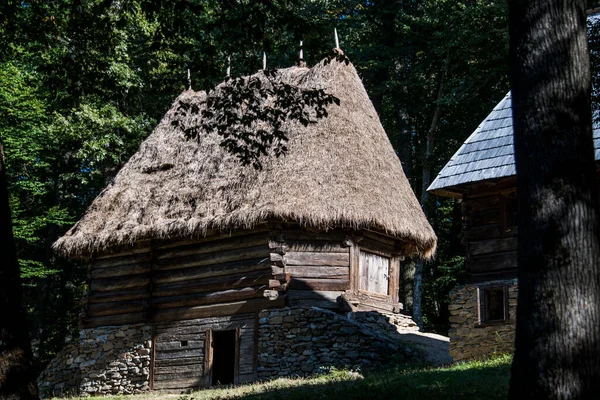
[155,232,270,260]
[287,241,349,253]
[93,253,152,269]
[289,278,350,291]
[271,266,284,275]
[154,356,204,368]
[155,364,203,375]
[155,348,203,360]
[153,272,270,298]
[87,288,149,304]
[152,378,204,390]
[469,270,518,283]
[468,251,518,273]
[357,237,396,257]
[154,226,270,250]
[81,312,146,329]
[270,253,287,266]
[285,266,349,279]
[155,314,255,331]
[152,297,286,323]
[153,258,270,284]
[268,241,289,254]
[94,245,151,260]
[155,332,205,343]
[154,246,269,271]
[363,230,397,247]
[279,230,347,242]
[90,274,150,292]
[287,290,342,302]
[156,340,204,351]
[154,372,203,381]
[152,287,264,310]
[469,237,518,256]
[87,300,148,317]
[91,262,151,279]
[467,209,502,227]
[465,195,502,213]
[285,252,349,267]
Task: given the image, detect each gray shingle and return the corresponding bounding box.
[428,91,600,193]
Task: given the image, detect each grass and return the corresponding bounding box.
[51,354,512,400]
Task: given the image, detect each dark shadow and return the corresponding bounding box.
[212,330,236,386]
[191,355,511,400]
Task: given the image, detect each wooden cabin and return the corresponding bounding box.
[38,52,436,396]
[428,91,600,361]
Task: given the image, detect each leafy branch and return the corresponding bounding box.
[172,68,340,170]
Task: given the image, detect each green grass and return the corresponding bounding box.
[52,354,512,400]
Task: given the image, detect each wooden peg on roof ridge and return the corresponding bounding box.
[263,52,267,70]
[226,56,231,78]
[187,68,191,90]
[298,40,307,67]
[334,28,340,50]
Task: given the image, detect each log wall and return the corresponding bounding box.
[67,226,408,393]
[153,314,256,390]
[83,230,275,328]
[464,191,518,283]
[281,230,351,309]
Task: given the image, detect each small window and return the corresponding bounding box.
[478,286,508,324]
[358,251,390,296]
[180,340,188,347]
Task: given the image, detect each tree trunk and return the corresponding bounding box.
[0,144,39,399]
[508,1,600,398]
[413,61,447,331]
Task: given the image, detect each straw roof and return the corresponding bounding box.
[54,53,436,259]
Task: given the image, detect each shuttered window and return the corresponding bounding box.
[358,251,390,296]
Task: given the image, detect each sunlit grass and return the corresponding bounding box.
[52,354,512,400]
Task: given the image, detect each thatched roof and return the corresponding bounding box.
[54,53,436,259]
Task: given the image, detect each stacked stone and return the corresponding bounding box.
[448,279,517,361]
[38,324,152,398]
[256,307,407,378]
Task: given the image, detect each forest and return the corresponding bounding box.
[0,0,598,378]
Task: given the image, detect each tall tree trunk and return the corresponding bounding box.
[508,1,600,397]
[413,62,447,331]
[0,144,39,399]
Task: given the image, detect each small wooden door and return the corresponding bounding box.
[205,327,241,386]
[358,251,390,295]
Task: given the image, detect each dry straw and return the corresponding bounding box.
[54,52,437,259]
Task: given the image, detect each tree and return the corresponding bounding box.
[0,144,38,399]
[508,1,600,397]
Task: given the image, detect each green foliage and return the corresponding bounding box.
[1,0,514,366]
[174,67,339,170]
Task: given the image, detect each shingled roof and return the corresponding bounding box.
[427,91,600,197]
[429,11,600,198]
[54,53,437,260]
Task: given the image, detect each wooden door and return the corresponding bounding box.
[358,251,390,295]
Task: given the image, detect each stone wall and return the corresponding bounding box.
[37,324,152,398]
[448,279,517,361]
[257,307,413,378]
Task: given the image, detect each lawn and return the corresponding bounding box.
[52,354,511,400]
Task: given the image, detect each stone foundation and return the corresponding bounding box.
[39,307,420,396]
[448,279,517,361]
[37,324,152,398]
[257,306,414,377]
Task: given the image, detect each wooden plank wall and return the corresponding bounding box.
[464,192,518,283]
[278,231,351,309]
[153,314,256,390]
[83,230,274,328]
